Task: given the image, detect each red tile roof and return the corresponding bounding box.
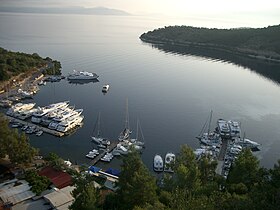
[39,166,72,189]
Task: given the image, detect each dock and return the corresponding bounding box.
[6,116,65,137]
[90,140,119,165]
[215,138,229,175]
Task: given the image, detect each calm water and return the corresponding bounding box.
[1,13,280,169]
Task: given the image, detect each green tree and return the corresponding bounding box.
[25,170,51,195]
[227,149,260,190]
[0,114,38,164]
[70,174,100,210]
[174,145,201,191]
[117,150,158,210]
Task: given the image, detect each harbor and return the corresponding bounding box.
[6,116,65,137]
[4,100,84,137]
[194,112,261,179]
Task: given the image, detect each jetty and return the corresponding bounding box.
[6,116,65,137]
[215,138,229,175]
[90,140,119,165]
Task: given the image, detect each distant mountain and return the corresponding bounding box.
[0,6,130,16]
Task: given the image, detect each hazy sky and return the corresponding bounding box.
[1,0,279,26]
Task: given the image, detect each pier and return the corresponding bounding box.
[90,140,119,165]
[6,116,65,137]
[215,138,229,175]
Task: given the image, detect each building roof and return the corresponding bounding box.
[43,186,75,209]
[38,166,72,189]
[0,180,35,205]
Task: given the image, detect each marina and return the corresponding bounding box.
[194,113,261,179]
[6,116,65,137]
[4,101,84,137]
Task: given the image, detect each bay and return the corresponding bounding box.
[1,13,280,169]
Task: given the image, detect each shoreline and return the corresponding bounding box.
[140,37,280,63]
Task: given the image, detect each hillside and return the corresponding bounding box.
[0,47,61,81]
[140,25,280,61]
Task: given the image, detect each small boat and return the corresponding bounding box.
[154,154,164,172]
[21,125,29,131]
[91,112,110,145]
[35,130,43,136]
[164,152,175,172]
[102,84,110,92]
[11,122,21,128]
[101,153,113,162]
[38,80,46,86]
[97,144,107,149]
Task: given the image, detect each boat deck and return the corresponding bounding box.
[6,116,65,137]
[90,140,119,165]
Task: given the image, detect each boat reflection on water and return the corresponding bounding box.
[68,78,99,85]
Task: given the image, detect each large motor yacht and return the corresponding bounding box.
[67,70,99,80]
[31,101,69,123]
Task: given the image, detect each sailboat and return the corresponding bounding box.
[91,112,110,146]
[118,99,132,141]
[130,119,145,148]
[197,110,221,146]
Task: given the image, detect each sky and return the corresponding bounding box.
[1,0,279,26]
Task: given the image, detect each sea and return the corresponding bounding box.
[0,12,280,170]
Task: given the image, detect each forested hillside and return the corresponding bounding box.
[0,47,61,81]
[140,25,280,61]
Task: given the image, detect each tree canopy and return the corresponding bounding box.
[0,47,61,81]
[0,114,38,164]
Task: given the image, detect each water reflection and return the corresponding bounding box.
[144,43,280,85]
[68,79,99,85]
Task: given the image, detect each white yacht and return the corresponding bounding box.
[56,115,84,133]
[102,84,110,92]
[153,154,164,172]
[40,106,72,126]
[164,152,176,172]
[228,120,241,138]
[118,99,132,141]
[6,103,36,116]
[86,149,99,159]
[200,132,221,147]
[31,101,69,123]
[91,112,110,145]
[112,144,128,155]
[237,138,261,150]
[17,108,38,120]
[217,119,231,138]
[101,153,114,162]
[48,108,83,129]
[67,70,99,80]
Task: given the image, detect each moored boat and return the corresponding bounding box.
[102,84,110,92]
[154,154,164,172]
[164,152,175,172]
[67,70,99,80]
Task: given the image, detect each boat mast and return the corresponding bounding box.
[138,119,145,142]
[207,110,213,136]
[124,98,129,130]
[136,119,139,140]
[97,112,101,137]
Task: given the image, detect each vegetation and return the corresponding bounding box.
[140,25,280,61]
[0,47,61,81]
[70,173,101,210]
[0,114,38,165]
[25,169,51,195]
[72,145,279,210]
